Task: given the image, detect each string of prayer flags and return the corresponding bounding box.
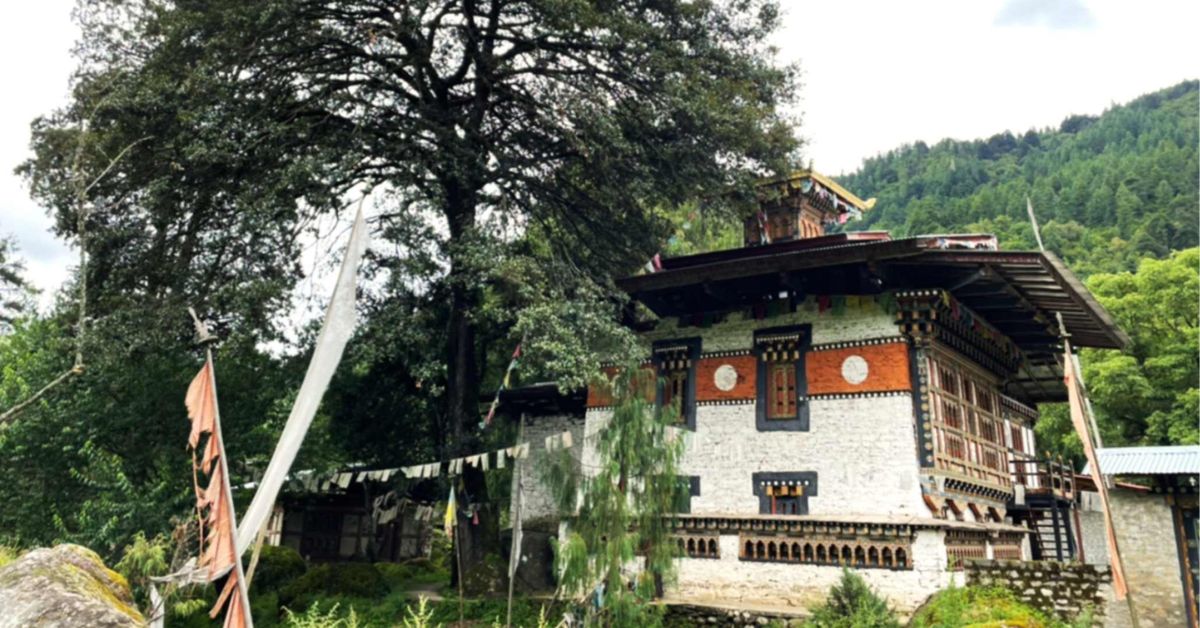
[481,341,524,428]
[642,253,663,274]
[544,430,575,452]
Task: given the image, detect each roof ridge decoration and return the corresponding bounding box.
[759,170,877,212]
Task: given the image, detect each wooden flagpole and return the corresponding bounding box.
[506,413,526,628]
[192,309,254,627]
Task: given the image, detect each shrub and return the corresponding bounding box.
[114,532,170,611]
[252,545,308,594]
[279,563,388,608]
[282,601,361,628]
[808,569,900,628]
[910,586,1053,628]
[0,546,21,568]
[375,559,448,592]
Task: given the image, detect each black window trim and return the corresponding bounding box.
[652,337,701,431]
[754,324,811,431]
[752,471,818,515]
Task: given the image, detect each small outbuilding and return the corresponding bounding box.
[1081,445,1199,627]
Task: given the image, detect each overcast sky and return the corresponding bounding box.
[1,0,1196,309]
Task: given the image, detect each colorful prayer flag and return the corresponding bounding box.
[444,486,457,538]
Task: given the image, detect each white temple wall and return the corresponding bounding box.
[672,530,955,613]
[678,395,925,517]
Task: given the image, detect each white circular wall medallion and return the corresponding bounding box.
[713,364,739,391]
[841,355,869,385]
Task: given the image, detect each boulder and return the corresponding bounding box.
[0,544,145,627]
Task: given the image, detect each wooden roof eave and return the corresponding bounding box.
[617,237,930,296]
[903,250,1128,351]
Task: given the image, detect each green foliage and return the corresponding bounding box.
[251,545,309,595]
[807,569,899,628]
[0,545,21,568]
[1082,248,1199,446]
[400,595,435,628]
[374,559,448,591]
[0,234,33,331]
[279,563,389,610]
[1035,248,1199,460]
[282,601,361,628]
[910,586,1059,628]
[542,364,685,627]
[113,531,169,608]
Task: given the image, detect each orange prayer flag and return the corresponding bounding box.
[185,358,253,627]
[1064,346,1128,600]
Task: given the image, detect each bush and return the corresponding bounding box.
[375,559,448,592]
[252,545,308,594]
[910,586,1053,628]
[808,569,900,628]
[279,563,389,609]
[282,601,361,628]
[0,546,21,568]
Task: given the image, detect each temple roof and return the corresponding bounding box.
[618,233,1129,404]
[758,170,877,213]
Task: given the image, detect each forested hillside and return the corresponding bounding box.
[836,81,1199,455]
[839,80,1198,277]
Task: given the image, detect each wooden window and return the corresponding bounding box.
[653,339,700,430]
[753,472,816,515]
[767,362,797,419]
[924,348,1011,490]
[755,326,809,431]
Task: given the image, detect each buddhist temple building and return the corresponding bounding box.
[514,171,1130,613]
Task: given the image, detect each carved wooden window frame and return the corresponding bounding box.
[924,344,1011,490]
[653,338,701,431]
[754,325,810,432]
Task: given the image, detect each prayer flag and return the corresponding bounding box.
[444,486,457,538]
[185,359,253,628]
[1065,345,1128,599]
[237,208,368,554]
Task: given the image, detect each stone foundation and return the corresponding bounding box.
[963,560,1111,623]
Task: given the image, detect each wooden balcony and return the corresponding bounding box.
[1010,456,1075,502]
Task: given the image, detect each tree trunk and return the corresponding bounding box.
[443,180,500,592]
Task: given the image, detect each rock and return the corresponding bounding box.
[0,544,144,628]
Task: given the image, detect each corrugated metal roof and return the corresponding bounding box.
[1082,446,1200,476]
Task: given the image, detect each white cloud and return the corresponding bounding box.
[994,0,1097,30]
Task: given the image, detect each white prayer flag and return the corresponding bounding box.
[497,450,506,469]
[561,431,574,449]
[481,453,490,471]
[236,208,369,554]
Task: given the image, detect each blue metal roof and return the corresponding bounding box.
[1082,446,1200,476]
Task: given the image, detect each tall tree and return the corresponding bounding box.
[24,0,799,569]
[543,365,686,625]
[0,236,32,332]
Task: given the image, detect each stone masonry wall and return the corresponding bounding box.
[1107,488,1190,628]
[964,560,1111,624]
[586,306,927,519]
[509,413,585,529]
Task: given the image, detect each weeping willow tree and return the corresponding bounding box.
[542,364,687,626]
